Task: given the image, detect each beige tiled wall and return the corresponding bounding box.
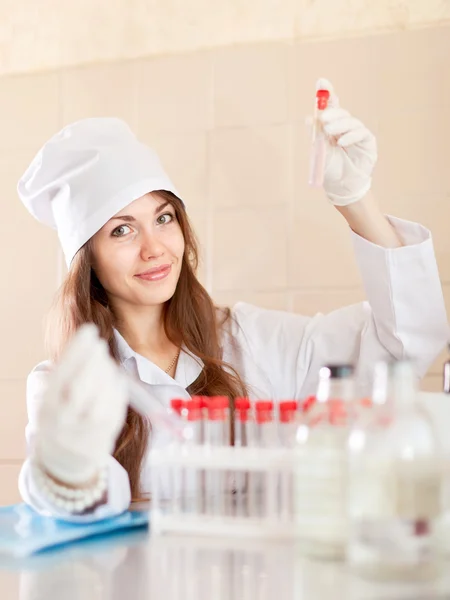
[1,26,449,503]
[1,0,450,75]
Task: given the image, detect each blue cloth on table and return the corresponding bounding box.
[0,504,148,557]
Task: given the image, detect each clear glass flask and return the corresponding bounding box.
[347,360,443,581]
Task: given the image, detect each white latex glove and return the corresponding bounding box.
[317,78,378,206]
[34,324,128,486]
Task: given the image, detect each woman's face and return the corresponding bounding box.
[91,192,185,310]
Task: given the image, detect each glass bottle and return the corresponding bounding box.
[295,364,355,559]
[347,360,443,581]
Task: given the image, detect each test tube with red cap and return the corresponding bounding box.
[309,88,330,188]
[279,401,298,521]
[235,397,251,448]
[234,397,252,517]
[182,397,202,514]
[169,398,186,513]
[255,401,277,447]
[205,396,229,445]
[279,401,298,448]
[248,401,278,519]
[205,396,229,516]
[198,395,209,512]
[199,396,208,438]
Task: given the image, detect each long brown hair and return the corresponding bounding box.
[46,191,247,500]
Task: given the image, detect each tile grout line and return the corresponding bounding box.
[286,43,295,312]
[55,68,65,289]
[204,50,215,295]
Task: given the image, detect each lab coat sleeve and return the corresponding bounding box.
[231,216,448,399]
[18,361,131,522]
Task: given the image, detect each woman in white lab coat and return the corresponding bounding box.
[17,80,448,521]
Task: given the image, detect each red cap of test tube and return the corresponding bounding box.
[255,401,274,424]
[235,397,251,422]
[199,396,209,410]
[185,397,202,421]
[316,89,330,110]
[206,396,229,421]
[170,398,184,415]
[279,401,298,423]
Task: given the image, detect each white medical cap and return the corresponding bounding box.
[17,117,181,267]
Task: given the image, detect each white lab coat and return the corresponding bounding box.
[18,216,449,522]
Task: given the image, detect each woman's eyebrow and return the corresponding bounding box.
[109,201,171,222]
[154,201,170,214]
[109,215,136,222]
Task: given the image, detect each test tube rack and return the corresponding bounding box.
[149,443,299,539]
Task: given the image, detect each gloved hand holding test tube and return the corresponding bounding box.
[308,78,378,207]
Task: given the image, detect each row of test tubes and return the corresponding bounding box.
[171,396,299,447]
[150,396,301,535]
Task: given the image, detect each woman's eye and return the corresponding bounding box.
[111,224,132,237]
[156,213,174,225]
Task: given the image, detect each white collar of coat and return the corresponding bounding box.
[113,328,203,389]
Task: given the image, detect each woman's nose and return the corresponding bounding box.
[139,232,164,260]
